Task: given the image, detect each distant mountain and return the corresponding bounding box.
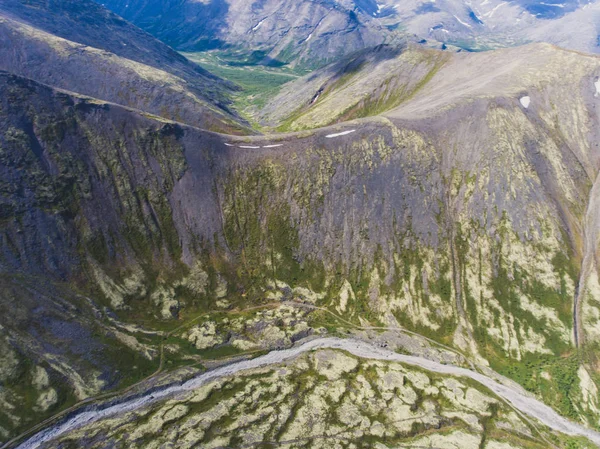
[383,0,600,54]
[95,0,409,68]
[0,0,251,133]
[97,0,600,68]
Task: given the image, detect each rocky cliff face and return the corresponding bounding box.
[2,41,600,439]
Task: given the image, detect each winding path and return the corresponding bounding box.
[16,337,600,449]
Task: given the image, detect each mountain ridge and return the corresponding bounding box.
[3,3,600,445]
[2,39,600,440]
[0,0,252,133]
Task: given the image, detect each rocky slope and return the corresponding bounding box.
[1,0,225,88]
[0,274,159,444]
[97,0,600,68]
[2,41,600,445]
[0,0,249,133]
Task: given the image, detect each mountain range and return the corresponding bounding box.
[97,0,600,68]
[2,0,600,448]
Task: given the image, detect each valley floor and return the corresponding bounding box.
[12,332,600,449]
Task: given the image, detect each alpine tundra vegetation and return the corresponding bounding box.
[2,0,600,448]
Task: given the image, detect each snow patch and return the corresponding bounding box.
[252,18,266,31]
[225,143,282,149]
[325,129,356,138]
[454,15,473,28]
[483,2,508,18]
[595,79,600,97]
[304,17,325,43]
[520,96,531,108]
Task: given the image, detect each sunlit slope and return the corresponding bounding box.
[0,0,250,133]
[263,43,600,131]
[260,45,449,131]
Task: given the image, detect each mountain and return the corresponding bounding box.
[262,41,600,130]
[0,0,250,133]
[260,44,450,131]
[2,39,600,446]
[96,0,600,68]
[3,0,600,446]
[384,0,600,54]
[95,0,410,68]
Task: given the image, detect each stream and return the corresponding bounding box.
[16,337,600,448]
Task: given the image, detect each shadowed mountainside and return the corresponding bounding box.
[2,41,600,442]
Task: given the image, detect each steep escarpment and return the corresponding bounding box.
[2,42,600,441]
[0,71,231,441]
[0,72,188,280]
[221,44,600,424]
